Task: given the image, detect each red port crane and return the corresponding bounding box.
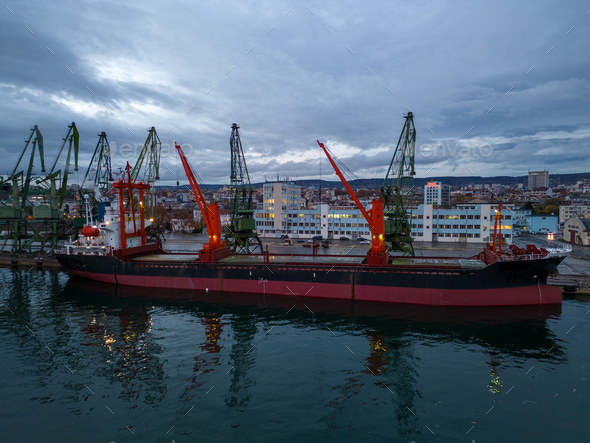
[317,141,388,266]
[175,142,230,262]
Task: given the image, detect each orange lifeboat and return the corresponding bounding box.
[81,225,100,237]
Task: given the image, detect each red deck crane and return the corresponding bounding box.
[317,141,388,266]
[175,142,231,262]
[112,162,150,254]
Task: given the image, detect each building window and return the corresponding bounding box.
[452,233,458,237]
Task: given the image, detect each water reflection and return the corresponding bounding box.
[0,269,568,438]
[180,313,224,404]
[225,314,258,411]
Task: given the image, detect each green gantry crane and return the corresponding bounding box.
[131,126,161,218]
[39,121,79,208]
[225,123,262,254]
[380,112,416,256]
[81,131,113,197]
[0,125,45,253]
[0,124,78,255]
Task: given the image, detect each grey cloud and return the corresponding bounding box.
[1,0,588,186]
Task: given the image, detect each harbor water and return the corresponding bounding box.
[1,264,589,443]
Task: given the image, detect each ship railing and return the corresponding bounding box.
[496,253,547,262]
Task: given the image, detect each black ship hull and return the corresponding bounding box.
[55,251,565,306]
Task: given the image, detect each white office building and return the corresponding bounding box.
[410,203,513,243]
[255,182,512,243]
[559,204,590,226]
[424,182,451,206]
[255,181,371,239]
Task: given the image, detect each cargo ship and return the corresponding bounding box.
[56,243,566,306]
[55,144,570,307]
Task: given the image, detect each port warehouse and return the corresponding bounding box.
[252,181,522,243]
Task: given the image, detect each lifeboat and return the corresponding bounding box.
[81,225,100,237]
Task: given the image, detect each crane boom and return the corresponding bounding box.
[12,125,45,176]
[175,142,229,262]
[47,122,79,208]
[81,131,113,195]
[317,140,375,230]
[317,140,387,265]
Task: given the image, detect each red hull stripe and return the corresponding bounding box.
[68,270,562,306]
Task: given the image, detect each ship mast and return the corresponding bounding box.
[492,202,503,254]
[83,193,94,226]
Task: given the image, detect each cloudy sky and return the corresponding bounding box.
[1,0,589,186]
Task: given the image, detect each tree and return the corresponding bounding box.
[543,198,560,208]
[355,189,373,198]
[152,205,171,230]
[544,205,558,215]
[450,194,467,205]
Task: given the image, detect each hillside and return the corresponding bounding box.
[157,172,590,191]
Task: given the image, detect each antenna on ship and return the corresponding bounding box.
[319,142,322,203]
[83,194,93,226]
[489,190,503,255]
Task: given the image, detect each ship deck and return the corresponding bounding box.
[220,254,366,265]
[130,254,200,262]
[129,253,487,269]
